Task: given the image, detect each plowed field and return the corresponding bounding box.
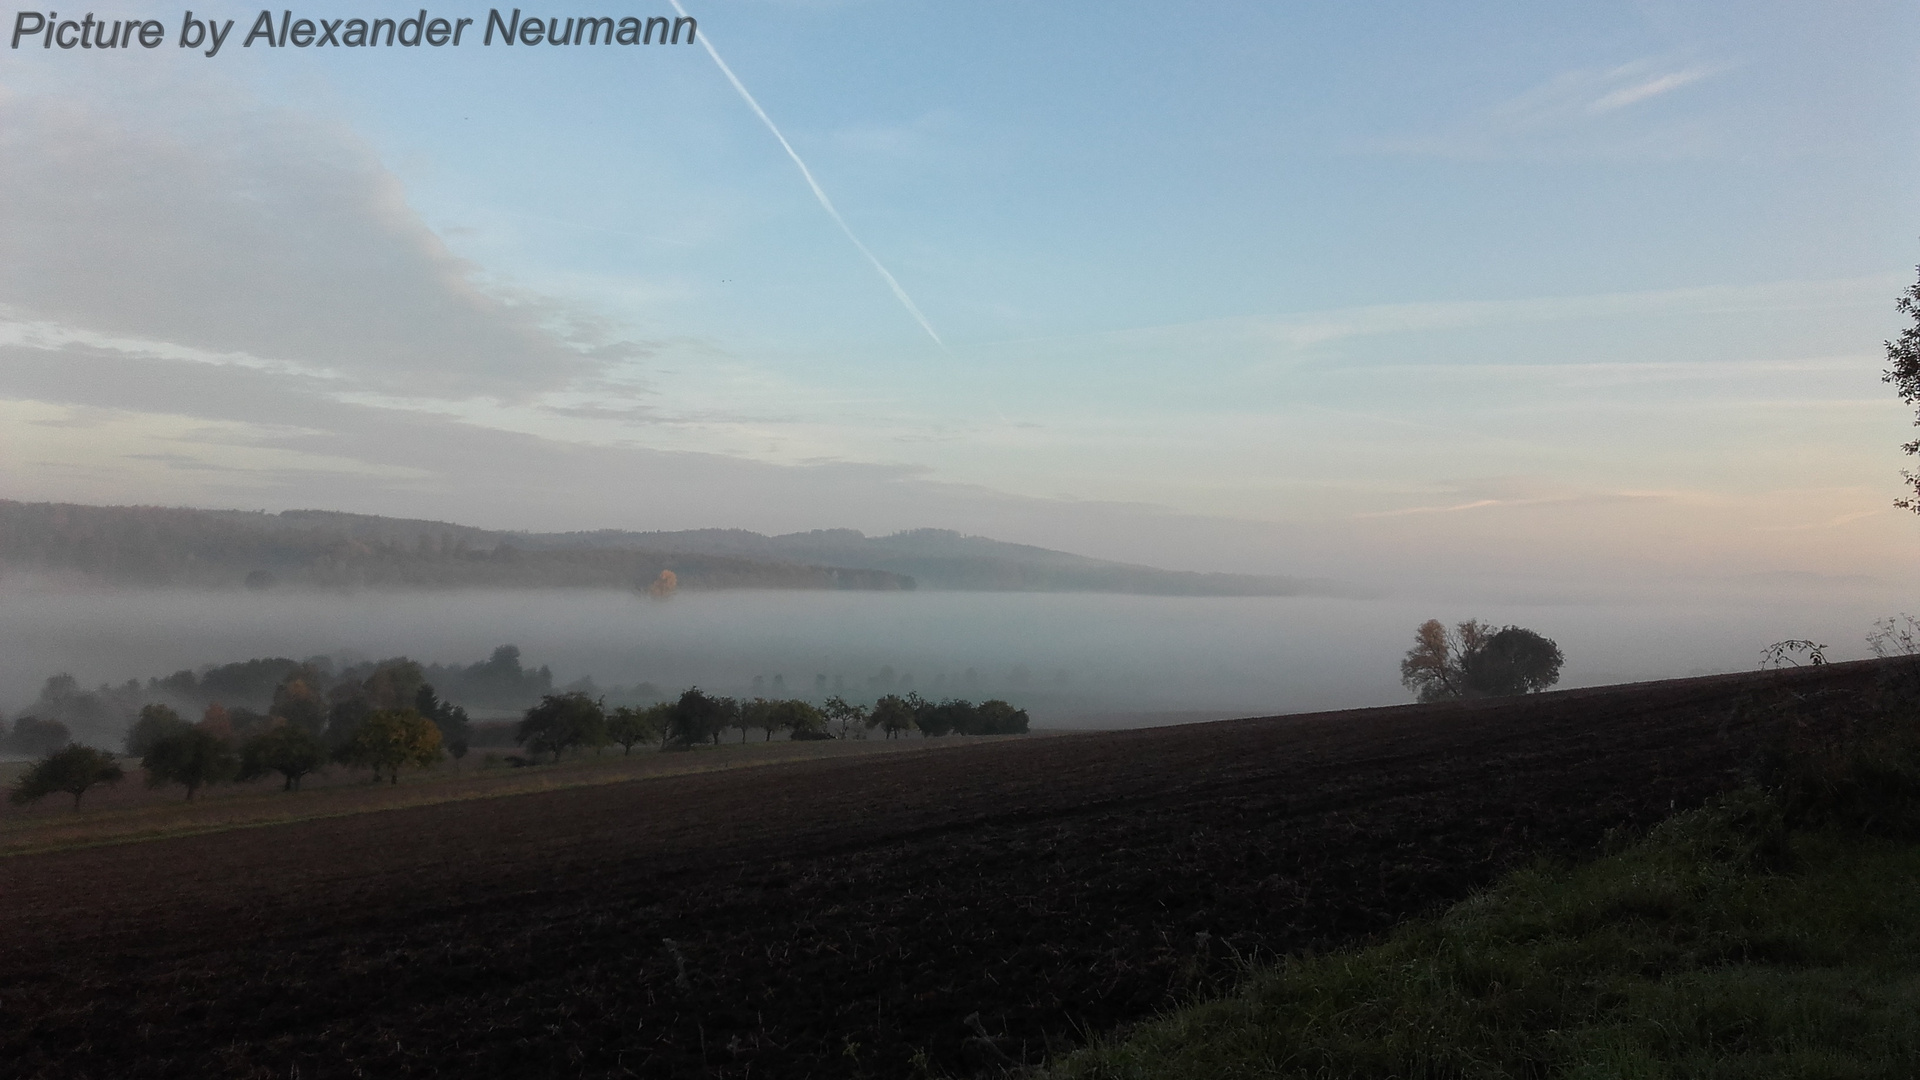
[0,661,1894,1079]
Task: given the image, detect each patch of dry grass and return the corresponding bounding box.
[0,735,994,856]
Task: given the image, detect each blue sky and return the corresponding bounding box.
[2,0,1917,600]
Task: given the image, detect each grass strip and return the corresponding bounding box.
[0,738,956,858]
[1042,788,1920,1079]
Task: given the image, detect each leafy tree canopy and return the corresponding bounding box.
[1885,265,1920,511]
[868,695,918,739]
[820,695,867,740]
[9,744,123,809]
[414,683,472,759]
[606,704,668,754]
[338,708,443,784]
[124,703,192,756]
[240,724,329,790]
[516,692,606,762]
[3,714,72,757]
[1464,627,1565,697]
[665,688,734,747]
[142,727,238,801]
[1401,619,1563,702]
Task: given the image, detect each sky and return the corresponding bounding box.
[3,0,1919,605]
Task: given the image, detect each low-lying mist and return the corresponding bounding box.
[0,581,1902,745]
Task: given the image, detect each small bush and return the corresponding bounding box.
[1752,660,1920,837]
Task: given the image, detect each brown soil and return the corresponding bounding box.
[0,660,1895,1079]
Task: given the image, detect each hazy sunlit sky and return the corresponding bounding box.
[3,0,1918,603]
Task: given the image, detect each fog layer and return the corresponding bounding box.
[0,585,1901,737]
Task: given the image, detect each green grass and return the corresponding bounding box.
[1042,788,1920,1079]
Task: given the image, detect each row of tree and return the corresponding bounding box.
[8,680,1032,809]
[0,646,554,752]
[511,688,1031,761]
[0,644,1047,756]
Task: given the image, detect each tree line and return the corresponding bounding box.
[7,663,1030,808]
[9,657,477,807]
[510,687,1030,762]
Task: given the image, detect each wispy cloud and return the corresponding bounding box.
[973,273,1895,360]
[1359,57,1732,160]
[1357,498,1505,518]
[1587,67,1715,113]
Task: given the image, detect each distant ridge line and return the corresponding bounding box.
[0,500,1341,597]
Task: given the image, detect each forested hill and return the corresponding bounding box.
[0,501,1322,596]
[527,526,1319,595]
[0,502,907,592]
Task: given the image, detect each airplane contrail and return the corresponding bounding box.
[668,0,944,347]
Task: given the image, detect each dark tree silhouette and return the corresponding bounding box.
[1399,619,1496,703]
[125,703,193,756]
[820,695,867,739]
[270,668,330,736]
[2,715,72,757]
[1886,264,1920,510]
[338,709,443,783]
[867,695,917,739]
[665,688,732,747]
[606,705,665,753]
[1462,627,1564,696]
[774,700,829,739]
[9,745,123,809]
[516,692,606,762]
[1402,619,1562,701]
[414,683,472,759]
[969,700,1031,735]
[239,724,329,790]
[142,727,238,801]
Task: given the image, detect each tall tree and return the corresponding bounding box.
[414,683,472,760]
[1886,264,1920,510]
